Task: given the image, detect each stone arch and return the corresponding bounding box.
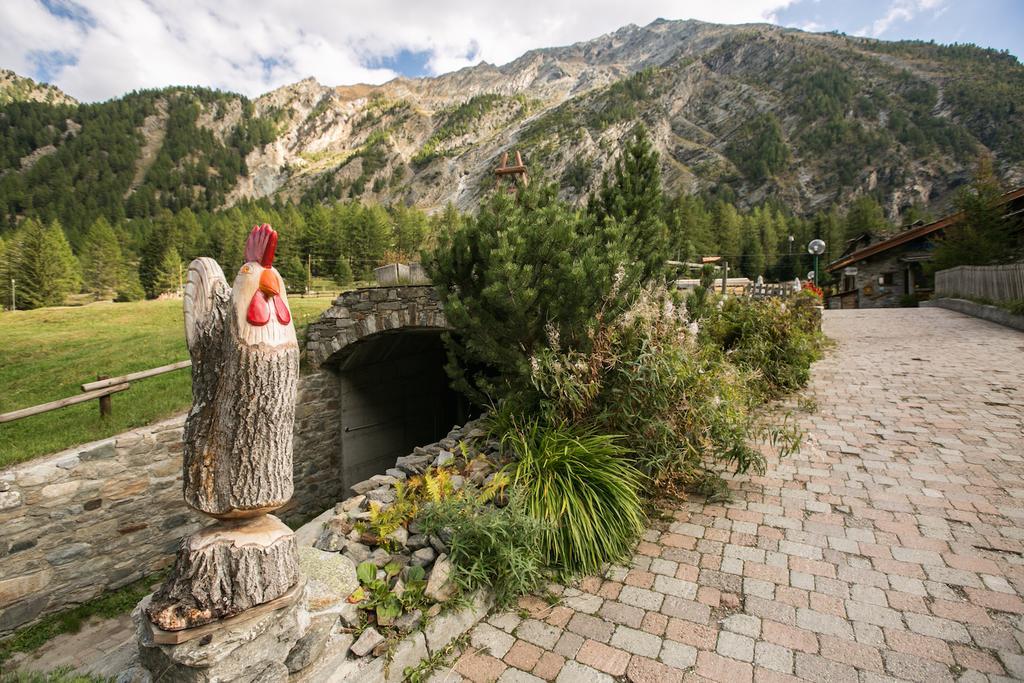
[304,285,462,492]
[305,285,449,368]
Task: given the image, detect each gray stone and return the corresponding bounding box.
[429,535,449,555]
[344,542,371,564]
[0,491,22,510]
[394,608,423,634]
[314,527,347,552]
[407,534,429,549]
[384,632,428,683]
[350,480,380,495]
[80,442,116,461]
[435,450,455,467]
[411,547,436,566]
[45,542,91,565]
[338,495,366,513]
[299,546,359,599]
[285,616,333,673]
[395,453,433,474]
[385,468,407,481]
[351,627,386,657]
[365,487,397,504]
[424,591,493,653]
[425,554,456,602]
[386,526,409,547]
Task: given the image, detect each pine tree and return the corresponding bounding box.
[278,254,308,293]
[153,246,182,296]
[332,255,353,286]
[931,156,1015,270]
[13,219,80,309]
[844,196,888,238]
[344,205,389,279]
[80,217,124,299]
[716,202,742,269]
[115,265,146,302]
[427,181,633,405]
[588,125,669,284]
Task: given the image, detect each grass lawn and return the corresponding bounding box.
[0,295,336,469]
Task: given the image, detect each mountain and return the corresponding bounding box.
[0,69,77,106]
[2,19,1024,241]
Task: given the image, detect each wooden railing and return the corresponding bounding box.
[0,360,191,424]
[935,263,1024,302]
[747,279,801,299]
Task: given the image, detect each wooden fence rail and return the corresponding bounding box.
[934,263,1024,302]
[0,360,191,424]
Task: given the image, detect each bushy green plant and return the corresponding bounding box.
[501,420,646,576]
[522,294,774,480]
[701,295,821,397]
[416,486,546,606]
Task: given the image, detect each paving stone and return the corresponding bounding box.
[610,625,662,658]
[660,640,697,668]
[575,639,630,677]
[624,656,684,683]
[566,612,614,642]
[515,620,562,650]
[617,586,664,611]
[716,630,755,662]
[554,660,614,683]
[471,623,517,659]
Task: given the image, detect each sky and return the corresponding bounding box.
[1,0,1021,103]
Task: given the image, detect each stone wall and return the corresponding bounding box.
[0,371,341,639]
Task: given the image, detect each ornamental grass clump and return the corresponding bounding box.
[502,420,646,576]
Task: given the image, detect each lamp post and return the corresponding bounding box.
[807,239,826,287]
[787,235,794,278]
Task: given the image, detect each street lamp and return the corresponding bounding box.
[787,235,794,278]
[807,239,826,287]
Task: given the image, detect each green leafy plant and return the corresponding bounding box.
[502,420,646,576]
[417,486,546,606]
[349,561,428,628]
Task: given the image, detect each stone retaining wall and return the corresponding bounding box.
[923,297,1024,332]
[0,371,341,639]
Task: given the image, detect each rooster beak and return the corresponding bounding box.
[259,269,280,298]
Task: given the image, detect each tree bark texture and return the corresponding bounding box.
[183,313,300,518]
[146,515,299,631]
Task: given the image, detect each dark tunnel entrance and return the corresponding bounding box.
[334,329,468,493]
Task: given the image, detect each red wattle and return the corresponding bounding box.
[273,295,291,325]
[247,292,271,326]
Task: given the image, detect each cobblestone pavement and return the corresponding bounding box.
[443,308,1024,683]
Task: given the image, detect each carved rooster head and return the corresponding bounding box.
[232,224,296,346]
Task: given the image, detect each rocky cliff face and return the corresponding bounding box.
[5,19,1024,220]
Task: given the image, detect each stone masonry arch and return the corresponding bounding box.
[303,285,462,493]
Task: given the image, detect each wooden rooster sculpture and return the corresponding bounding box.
[146,225,301,632]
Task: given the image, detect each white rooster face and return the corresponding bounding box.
[231,225,297,347]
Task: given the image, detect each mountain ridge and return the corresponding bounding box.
[2,18,1023,238]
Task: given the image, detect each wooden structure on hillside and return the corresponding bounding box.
[495,150,529,191]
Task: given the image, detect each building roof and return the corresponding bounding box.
[826,186,1024,273]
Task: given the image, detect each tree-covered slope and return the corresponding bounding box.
[1,18,1023,242]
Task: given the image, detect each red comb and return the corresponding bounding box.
[243,224,278,268]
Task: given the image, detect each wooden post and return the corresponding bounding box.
[97,375,112,418]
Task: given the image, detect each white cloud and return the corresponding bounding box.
[862,0,946,38]
[1,0,795,101]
